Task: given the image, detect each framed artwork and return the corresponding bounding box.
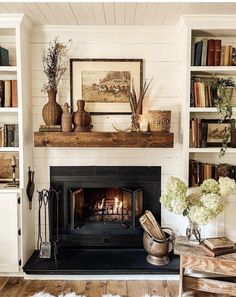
[0,153,19,182]
[201,119,235,147]
[70,58,143,114]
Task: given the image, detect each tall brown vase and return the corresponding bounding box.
[42,90,62,125]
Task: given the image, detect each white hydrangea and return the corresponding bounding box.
[188,206,211,225]
[186,192,202,207]
[166,176,187,198]
[219,177,236,197]
[200,179,219,194]
[160,194,172,212]
[170,196,187,215]
[200,193,224,218]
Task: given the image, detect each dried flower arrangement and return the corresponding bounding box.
[129,78,153,131]
[41,38,71,93]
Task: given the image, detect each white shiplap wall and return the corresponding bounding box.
[31,26,187,244]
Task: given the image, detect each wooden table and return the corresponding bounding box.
[174,236,236,296]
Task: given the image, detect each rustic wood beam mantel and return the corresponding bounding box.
[34,132,174,148]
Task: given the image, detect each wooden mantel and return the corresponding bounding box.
[34,132,174,148]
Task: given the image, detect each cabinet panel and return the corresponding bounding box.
[0,193,19,272]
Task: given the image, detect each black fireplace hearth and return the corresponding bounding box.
[23,166,180,275]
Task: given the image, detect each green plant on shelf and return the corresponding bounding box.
[212,77,236,157]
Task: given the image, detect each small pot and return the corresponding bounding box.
[143,228,175,266]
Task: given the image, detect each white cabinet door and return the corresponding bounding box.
[0,193,19,272]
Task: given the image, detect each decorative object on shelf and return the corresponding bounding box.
[139,114,149,132]
[73,99,92,132]
[26,167,35,210]
[61,103,72,132]
[160,176,236,243]
[186,219,201,243]
[0,153,19,182]
[7,155,19,187]
[0,46,9,66]
[41,38,71,125]
[139,210,174,266]
[70,58,143,114]
[148,110,171,132]
[42,90,62,125]
[129,78,152,131]
[212,77,236,156]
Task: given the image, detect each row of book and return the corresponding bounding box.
[201,237,236,257]
[189,159,236,187]
[190,78,216,107]
[0,124,19,147]
[0,80,18,108]
[190,118,208,148]
[193,39,236,66]
[0,46,9,66]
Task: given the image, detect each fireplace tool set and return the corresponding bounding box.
[37,188,60,265]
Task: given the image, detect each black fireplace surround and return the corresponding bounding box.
[50,166,161,248]
[23,166,179,274]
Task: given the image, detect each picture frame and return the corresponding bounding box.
[0,153,19,182]
[70,58,143,114]
[201,119,235,147]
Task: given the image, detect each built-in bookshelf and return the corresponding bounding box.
[181,17,236,187]
[0,14,34,273]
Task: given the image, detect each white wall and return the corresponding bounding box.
[31,25,186,245]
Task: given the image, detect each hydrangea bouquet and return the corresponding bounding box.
[160,176,236,241]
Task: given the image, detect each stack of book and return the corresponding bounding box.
[189,160,236,187]
[193,39,236,66]
[201,237,236,257]
[39,125,61,132]
[190,78,217,107]
[0,124,19,147]
[189,118,208,148]
[0,80,18,107]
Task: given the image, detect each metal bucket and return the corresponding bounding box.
[143,227,175,266]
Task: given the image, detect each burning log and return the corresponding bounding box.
[139,210,166,241]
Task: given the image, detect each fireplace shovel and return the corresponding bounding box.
[39,192,51,258]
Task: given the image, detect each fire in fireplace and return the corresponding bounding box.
[50,166,161,248]
[70,187,143,229]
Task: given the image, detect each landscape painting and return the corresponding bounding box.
[82,71,131,103]
[70,59,143,114]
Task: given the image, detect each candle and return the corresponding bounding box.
[139,115,149,132]
[11,156,16,166]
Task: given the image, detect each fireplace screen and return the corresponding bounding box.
[70,187,143,229]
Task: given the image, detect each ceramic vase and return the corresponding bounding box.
[42,90,62,125]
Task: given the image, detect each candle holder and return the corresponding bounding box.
[7,163,19,187]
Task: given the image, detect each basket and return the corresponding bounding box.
[148,110,171,132]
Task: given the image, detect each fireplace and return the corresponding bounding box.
[23,165,180,274]
[50,166,161,248]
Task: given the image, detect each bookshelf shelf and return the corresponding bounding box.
[0,147,19,152]
[189,147,236,153]
[0,107,18,113]
[190,66,236,74]
[189,107,236,113]
[0,66,17,73]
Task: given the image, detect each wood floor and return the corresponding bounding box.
[0,277,226,297]
[0,278,179,297]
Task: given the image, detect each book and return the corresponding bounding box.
[232,47,236,66]
[4,80,11,107]
[201,121,208,148]
[220,45,225,66]
[229,46,233,66]
[0,46,9,66]
[198,81,205,107]
[201,243,236,257]
[39,125,61,132]
[207,39,215,66]
[0,80,4,107]
[194,41,203,66]
[201,38,208,66]
[224,45,230,66]
[14,124,19,147]
[11,80,18,107]
[190,79,195,107]
[193,81,199,107]
[7,124,15,147]
[204,237,235,250]
[0,127,3,147]
[204,163,212,180]
[215,40,221,66]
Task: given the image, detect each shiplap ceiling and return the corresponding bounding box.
[1,2,236,26]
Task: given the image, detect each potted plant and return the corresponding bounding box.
[212,77,236,156]
[41,38,70,125]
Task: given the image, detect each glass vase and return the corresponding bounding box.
[186,219,201,243]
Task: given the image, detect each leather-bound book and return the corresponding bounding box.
[232,47,236,66]
[224,45,230,66]
[198,81,205,107]
[229,46,233,66]
[193,81,199,107]
[0,80,4,107]
[194,40,203,66]
[215,40,221,66]
[201,121,208,148]
[207,39,216,66]
[204,163,212,179]
[4,80,11,107]
[201,244,236,257]
[11,80,18,107]
[220,45,225,66]
[201,38,208,66]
